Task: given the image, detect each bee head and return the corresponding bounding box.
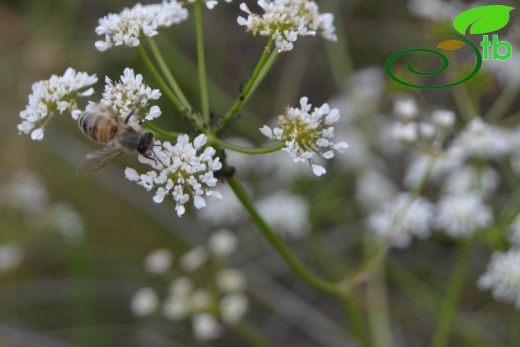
[138,132,155,155]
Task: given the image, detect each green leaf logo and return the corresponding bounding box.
[453,5,514,35]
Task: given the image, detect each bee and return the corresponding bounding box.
[76,106,155,177]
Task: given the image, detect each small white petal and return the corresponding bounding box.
[30,128,44,141]
[312,164,326,176]
[259,125,273,139]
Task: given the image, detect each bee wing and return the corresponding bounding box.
[76,147,125,177]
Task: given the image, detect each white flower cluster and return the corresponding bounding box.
[238,0,337,52]
[478,249,520,309]
[18,68,97,140]
[125,135,222,217]
[260,97,348,176]
[100,68,162,123]
[368,193,433,248]
[130,230,249,341]
[95,1,188,51]
[186,0,233,10]
[433,193,493,238]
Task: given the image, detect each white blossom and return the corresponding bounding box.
[355,169,397,209]
[431,109,456,129]
[393,122,418,143]
[434,193,493,238]
[131,287,158,316]
[18,68,97,140]
[192,314,222,341]
[169,276,194,296]
[238,0,336,52]
[216,269,247,293]
[368,193,433,248]
[220,293,249,325]
[179,246,208,272]
[126,135,222,217]
[144,249,174,274]
[260,97,348,176]
[1,170,49,212]
[49,203,85,245]
[256,191,310,238]
[208,229,238,259]
[101,68,161,124]
[95,1,188,51]
[163,293,192,320]
[191,289,213,311]
[478,249,520,309]
[441,166,499,197]
[0,242,24,272]
[394,98,418,121]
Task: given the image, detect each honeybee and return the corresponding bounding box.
[76,106,155,177]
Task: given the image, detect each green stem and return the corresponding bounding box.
[453,85,479,122]
[226,174,369,347]
[214,40,278,133]
[194,2,210,126]
[210,137,284,154]
[231,322,277,347]
[365,262,394,347]
[141,121,182,140]
[146,37,192,112]
[340,242,386,290]
[429,240,471,347]
[138,45,183,112]
[485,80,520,122]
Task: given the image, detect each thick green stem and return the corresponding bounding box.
[214,40,277,133]
[141,121,181,140]
[146,37,192,112]
[429,240,471,347]
[210,137,284,154]
[226,175,369,347]
[194,2,210,126]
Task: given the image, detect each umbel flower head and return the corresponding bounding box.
[260,97,348,176]
[18,68,97,141]
[238,0,337,52]
[125,135,223,217]
[100,68,162,123]
[95,1,188,51]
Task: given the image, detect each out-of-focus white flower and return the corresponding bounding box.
[441,166,499,196]
[101,68,161,123]
[191,289,212,311]
[260,97,348,176]
[404,151,464,188]
[144,249,174,274]
[131,287,158,316]
[0,242,24,272]
[1,170,49,212]
[179,246,208,272]
[393,122,418,143]
[18,68,97,140]
[125,135,222,217]
[220,293,249,325]
[478,249,520,309]
[393,98,418,121]
[408,0,465,22]
[238,0,336,52]
[169,276,194,295]
[192,314,222,341]
[186,0,233,10]
[434,193,493,238]
[216,269,247,293]
[431,109,456,129]
[163,293,192,320]
[49,203,85,245]
[256,191,310,238]
[95,1,188,51]
[418,122,436,139]
[368,193,433,248]
[452,118,512,160]
[208,229,237,259]
[355,169,397,209]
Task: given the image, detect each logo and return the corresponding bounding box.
[385,5,514,89]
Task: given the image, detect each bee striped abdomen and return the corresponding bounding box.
[79,112,118,144]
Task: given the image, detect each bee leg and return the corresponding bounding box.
[149,147,168,167]
[124,108,137,124]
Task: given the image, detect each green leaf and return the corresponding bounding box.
[453,5,514,35]
[437,39,465,51]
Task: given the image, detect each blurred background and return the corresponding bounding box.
[2,0,520,346]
